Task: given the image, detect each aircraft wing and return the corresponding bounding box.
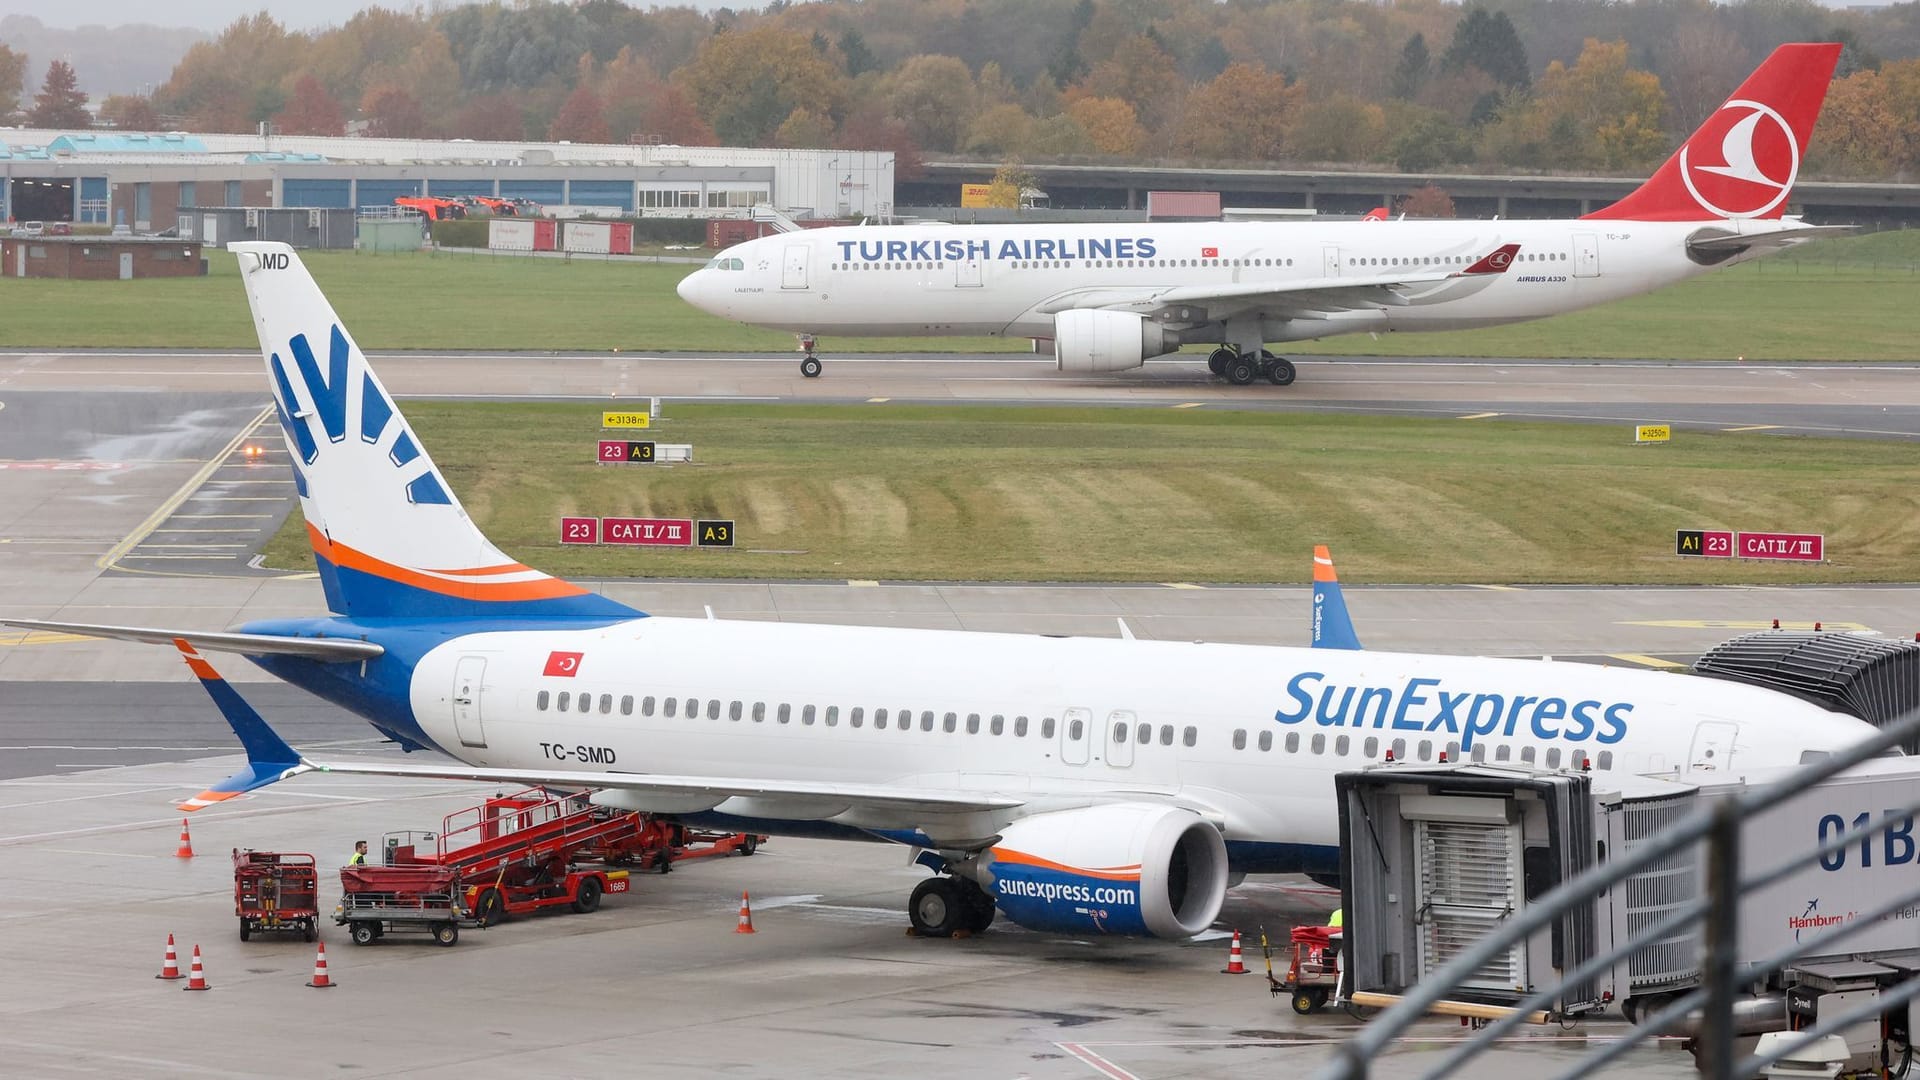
[0,618,384,661]
[302,758,1027,817]
[1053,243,1520,323]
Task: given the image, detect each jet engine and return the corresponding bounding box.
[977,803,1228,938]
[1053,309,1181,374]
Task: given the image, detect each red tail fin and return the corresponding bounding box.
[1583,42,1841,222]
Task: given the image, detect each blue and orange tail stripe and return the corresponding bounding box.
[306,523,637,619]
[173,639,308,811]
[1310,545,1363,651]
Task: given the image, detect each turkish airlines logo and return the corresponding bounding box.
[1487,249,1513,270]
[1680,99,1799,220]
[543,651,583,677]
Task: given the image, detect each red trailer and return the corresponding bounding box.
[335,864,472,946]
[233,849,319,942]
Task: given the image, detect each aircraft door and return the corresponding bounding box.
[452,656,487,748]
[1688,721,1737,772]
[781,244,809,290]
[1573,233,1600,278]
[956,258,983,287]
[1323,245,1342,277]
[1061,706,1092,766]
[1106,709,1136,768]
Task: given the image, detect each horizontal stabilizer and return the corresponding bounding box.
[173,640,310,811]
[1310,545,1364,651]
[1686,224,1854,255]
[0,618,383,661]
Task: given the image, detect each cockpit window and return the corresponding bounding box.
[703,257,746,271]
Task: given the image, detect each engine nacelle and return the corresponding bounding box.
[980,803,1228,938]
[1053,309,1180,374]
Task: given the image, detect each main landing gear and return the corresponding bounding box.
[799,335,822,378]
[908,875,997,938]
[1206,346,1296,387]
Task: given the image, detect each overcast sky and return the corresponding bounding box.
[7,0,755,34]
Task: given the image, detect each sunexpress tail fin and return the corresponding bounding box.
[173,639,310,810]
[1309,545,1363,651]
[227,242,637,620]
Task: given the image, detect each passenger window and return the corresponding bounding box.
[752,702,765,722]
[1068,718,1084,741]
[1159,725,1174,746]
[1233,729,1247,750]
[1041,717,1056,739]
[825,706,839,727]
[1285,732,1300,753]
[558,691,571,711]
[729,701,742,721]
[1598,750,1614,770]
[1258,731,1273,752]
[1136,722,1151,745]
[1391,738,1406,759]
[921,711,935,732]
[707,700,721,721]
[684,698,697,718]
[1335,735,1350,756]
[598,694,612,714]
[802,705,816,725]
[1114,721,1129,743]
[1183,727,1197,748]
[874,708,888,730]
[1472,745,1486,762]
[777,704,791,724]
[1495,745,1511,762]
[943,712,956,733]
[990,714,1003,735]
[537,691,550,711]
[620,695,633,716]
[966,713,980,734]
[1310,733,1324,754]
[1015,716,1029,737]
[1363,737,1378,758]
[1546,748,1562,768]
[642,696,655,717]
[1417,740,1432,761]
[850,707,864,728]
[1446,741,1460,760]
[663,697,676,718]
[1521,746,1537,764]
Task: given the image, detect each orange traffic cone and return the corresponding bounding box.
[734,890,756,934]
[182,945,210,991]
[156,933,183,980]
[1222,929,1249,974]
[305,942,335,988]
[174,818,194,859]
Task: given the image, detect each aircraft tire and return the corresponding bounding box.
[800,356,823,378]
[1207,347,1235,376]
[1265,359,1296,386]
[1225,356,1257,386]
[909,877,964,938]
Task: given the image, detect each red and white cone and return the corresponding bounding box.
[306,942,335,988]
[1222,929,1249,974]
[156,933,183,980]
[174,818,195,859]
[182,945,210,991]
[734,890,756,934]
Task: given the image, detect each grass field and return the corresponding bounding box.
[3,232,1918,359]
[257,404,1920,584]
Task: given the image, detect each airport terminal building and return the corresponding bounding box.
[0,129,897,230]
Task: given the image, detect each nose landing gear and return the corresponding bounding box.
[799,336,822,378]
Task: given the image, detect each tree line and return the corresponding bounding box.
[1,0,1918,180]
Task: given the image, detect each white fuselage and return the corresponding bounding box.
[676,219,1757,344]
[404,616,1873,868]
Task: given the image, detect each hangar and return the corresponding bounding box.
[0,128,896,231]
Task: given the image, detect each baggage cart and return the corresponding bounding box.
[233,848,319,942]
[334,864,474,946]
[1268,924,1343,1014]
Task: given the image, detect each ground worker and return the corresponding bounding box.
[1328,907,1343,929]
[348,839,369,866]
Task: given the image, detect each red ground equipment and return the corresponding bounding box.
[393,196,467,221]
[1267,924,1342,1014]
[233,849,319,942]
[461,195,526,216]
[335,863,470,946]
[579,814,764,873]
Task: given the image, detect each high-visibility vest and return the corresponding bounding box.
[1328,908,1344,928]
[348,851,366,865]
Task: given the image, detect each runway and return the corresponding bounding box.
[6,350,1920,438]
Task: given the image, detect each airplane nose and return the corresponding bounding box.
[675,271,702,307]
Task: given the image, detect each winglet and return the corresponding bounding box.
[1456,244,1519,276]
[1310,546,1363,651]
[172,638,310,810]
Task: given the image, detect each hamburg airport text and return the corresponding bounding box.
[1274,672,1632,750]
[835,237,1160,263]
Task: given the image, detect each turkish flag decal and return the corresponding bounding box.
[543,651,584,677]
[1201,246,1219,258]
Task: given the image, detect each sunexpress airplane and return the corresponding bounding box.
[3,247,1882,939]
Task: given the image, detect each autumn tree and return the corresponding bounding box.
[884,55,974,153]
[1172,63,1304,161]
[155,14,304,133]
[837,29,879,78]
[1482,39,1667,171]
[549,86,611,143]
[1287,96,1389,163]
[982,160,1035,209]
[645,86,719,146]
[677,26,849,145]
[774,107,834,149]
[1065,96,1144,156]
[1080,34,1182,128]
[361,85,428,139]
[1398,184,1456,218]
[964,103,1036,156]
[1814,60,1920,177]
[276,75,344,137]
[99,94,160,130]
[837,105,923,180]
[28,60,90,128]
[449,93,529,141]
[0,45,26,123]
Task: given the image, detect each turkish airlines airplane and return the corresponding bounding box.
[677,43,1842,385]
[2,240,1882,940]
